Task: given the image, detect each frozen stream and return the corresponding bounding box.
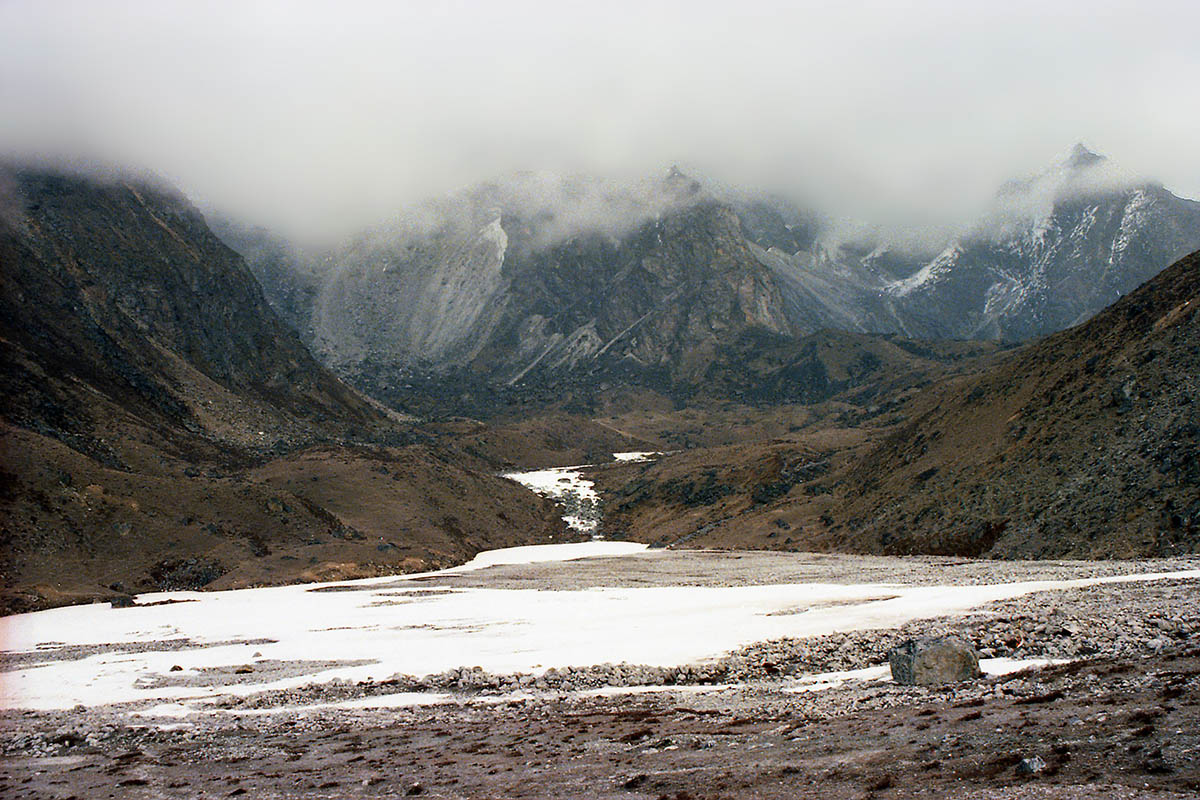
[502,451,660,537]
[2,540,1198,713]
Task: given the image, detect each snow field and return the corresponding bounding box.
[2,540,1196,712]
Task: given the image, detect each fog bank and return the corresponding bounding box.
[2,0,1197,239]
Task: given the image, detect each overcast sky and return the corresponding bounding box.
[2,0,1197,238]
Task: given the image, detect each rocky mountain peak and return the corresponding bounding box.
[664,164,704,199]
[1063,141,1107,170]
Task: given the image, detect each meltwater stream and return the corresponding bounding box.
[502,451,660,538]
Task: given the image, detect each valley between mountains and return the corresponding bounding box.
[1,155,1198,798]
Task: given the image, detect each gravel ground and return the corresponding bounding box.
[3,644,1198,799]
[2,551,1199,798]
[198,576,1200,710]
[393,549,1200,591]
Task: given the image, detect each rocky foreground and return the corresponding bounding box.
[2,553,1198,798]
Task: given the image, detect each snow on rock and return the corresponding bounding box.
[479,216,508,264]
[885,244,962,296]
[1110,189,1153,266]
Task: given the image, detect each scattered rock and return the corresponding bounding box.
[1017,755,1046,776]
[620,773,648,790]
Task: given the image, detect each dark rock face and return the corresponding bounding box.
[888,636,982,685]
[0,164,389,460]
[231,153,1200,411]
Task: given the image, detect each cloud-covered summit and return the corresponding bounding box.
[1,1,1197,239]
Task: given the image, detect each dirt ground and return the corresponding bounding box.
[2,551,1199,799]
[2,646,1198,799]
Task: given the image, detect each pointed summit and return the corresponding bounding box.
[1064,142,1106,170]
[663,163,703,198]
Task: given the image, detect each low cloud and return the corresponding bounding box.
[1,1,1197,242]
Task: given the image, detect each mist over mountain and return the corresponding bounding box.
[0,164,566,611]
[810,144,1200,340]
[219,146,1200,413]
[5,11,1200,792]
[5,1,1199,241]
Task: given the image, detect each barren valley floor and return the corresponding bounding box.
[2,547,1199,798]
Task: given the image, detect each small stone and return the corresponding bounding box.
[1017,756,1046,775]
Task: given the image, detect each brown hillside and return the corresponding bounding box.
[811,248,1200,558]
[0,165,566,613]
[596,251,1198,560]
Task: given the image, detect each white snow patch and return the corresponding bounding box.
[135,703,202,719]
[455,540,648,571]
[785,665,891,692]
[503,451,662,535]
[503,465,602,536]
[982,656,1071,675]
[479,216,507,264]
[1,555,1195,712]
[228,692,458,715]
[612,451,661,463]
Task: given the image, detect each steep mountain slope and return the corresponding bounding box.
[868,144,1200,340]
[0,165,392,465]
[206,221,324,343]
[302,171,797,396]
[597,249,1199,559]
[824,247,1200,558]
[0,165,564,612]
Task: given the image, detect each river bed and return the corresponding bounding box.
[2,542,1196,714]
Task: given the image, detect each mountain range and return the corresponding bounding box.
[598,247,1199,559]
[2,144,1197,612]
[222,145,1200,410]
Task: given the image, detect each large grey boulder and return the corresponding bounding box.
[888,636,981,685]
